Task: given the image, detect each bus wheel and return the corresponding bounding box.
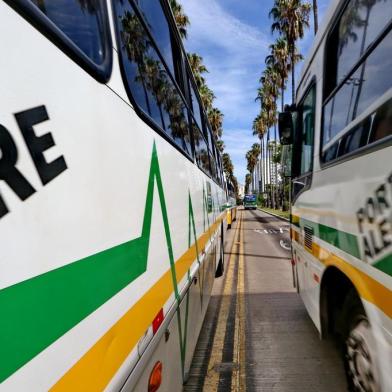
[343,293,380,392]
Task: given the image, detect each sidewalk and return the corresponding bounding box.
[257,207,289,221]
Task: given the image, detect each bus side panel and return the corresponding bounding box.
[0,3,227,390]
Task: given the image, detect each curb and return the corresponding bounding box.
[257,207,290,222]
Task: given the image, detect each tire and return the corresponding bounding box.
[342,291,381,392]
[215,224,224,278]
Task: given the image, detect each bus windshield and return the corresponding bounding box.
[244,195,256,202]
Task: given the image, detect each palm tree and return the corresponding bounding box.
[199,84,215,112]
[169,0,190,39]
[208,108,224,139]
[257,65,280,207]
[270,0,311,102]
[266,37,290,111]
[188,53,208,88]
[222,153,234,179]
[252,113,268,194]
[246,144,261,192]
[216,139,225,153]
[245,173,251,194]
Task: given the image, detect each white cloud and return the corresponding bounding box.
[182,0,270,181]
[182,0,331,183]
[183,0,269,129]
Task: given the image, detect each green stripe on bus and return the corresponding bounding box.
[373,254,392,277]
[293,216,361,259]
[293,216,392,278]
[0,143,178,383]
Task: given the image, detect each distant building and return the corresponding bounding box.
[238,184,245,199]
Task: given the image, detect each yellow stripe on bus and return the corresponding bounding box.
[291,233,392,319]
[312,242,392,319]
[50,215,224,392]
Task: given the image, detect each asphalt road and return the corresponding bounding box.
[184,208,347,392]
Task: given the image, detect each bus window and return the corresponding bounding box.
[323,0,392,152]
[299,85,316,176]
[113,1,192,157]
[338,119,369,157]
[193,122,211,176]
[133,0,175,75]
[369,98,392,143]
[29,0,107,65]
[336,0,392,85]
[189,80,204,132]
[323,26,392,159]
[209,153,218,183]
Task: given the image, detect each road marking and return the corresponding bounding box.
[254,228,289,235]
[233,211,246,391]
[203,215,241,391]
[279,240,291,250]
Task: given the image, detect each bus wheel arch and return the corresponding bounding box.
[320,266,358,340]
[320,267,381,391]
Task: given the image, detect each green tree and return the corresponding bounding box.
[245,173,251,194]
[208,107,224,139]
[199,84,215,112]
[187,52,208,89]
[266,37,290,111]
[270,0,311,102]
[169,0,190,39]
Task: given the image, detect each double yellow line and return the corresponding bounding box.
[203,211,246,391]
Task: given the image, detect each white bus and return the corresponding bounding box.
[279,0,392,391]
[0,1,229,391]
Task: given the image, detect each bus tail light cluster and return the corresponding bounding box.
[152,308,164,335]
[148,361,162,392]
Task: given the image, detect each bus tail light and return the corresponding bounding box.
[152,308,164,335]
[148,361,162,392]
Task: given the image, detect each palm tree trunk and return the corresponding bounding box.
[290,45,295,104]
[281,83,285,112]
[264,134,268,206]
[269,141,273,209]
[291,59,295,104]
[260,139,264,195]
[313,0,318,34]
[266,129,272,207]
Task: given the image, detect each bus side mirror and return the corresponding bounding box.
[279,112,294,145]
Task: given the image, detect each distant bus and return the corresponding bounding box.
[280,0,392,390]
[243,194,257,210]
[0,1,229,391]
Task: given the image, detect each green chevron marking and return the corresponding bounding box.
[0,142,179,383]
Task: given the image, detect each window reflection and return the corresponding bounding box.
[337,0,392,82]
[324,28,392,145]
[30,0,105,63]
[193,122,210,175]
[133,0,175,75]
[299,86,315,175]
[189,82,203,131]
[370,98,392,142]
[116,1,191,156]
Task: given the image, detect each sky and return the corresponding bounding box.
[182,0,330,184]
